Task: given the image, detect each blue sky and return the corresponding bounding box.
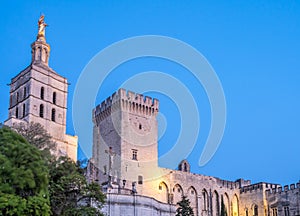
[0,1,300,185]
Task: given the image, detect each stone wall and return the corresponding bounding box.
[101,192,176,216]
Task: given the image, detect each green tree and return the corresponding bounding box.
[0,126,51,215]
[220,195,228,216]
[10,122,106,215]
[176,195,194,216]
[49,156,105,216]
[11,122,56,163]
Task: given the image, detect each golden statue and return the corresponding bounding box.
[37,15,48,38]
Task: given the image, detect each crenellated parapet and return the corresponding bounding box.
[93,89,159,125]
[240,182,280,194]
[216,179,241,189]
[266,181,300,196]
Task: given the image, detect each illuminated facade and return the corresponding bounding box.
[4,16,78,161]
[90,90,300,216]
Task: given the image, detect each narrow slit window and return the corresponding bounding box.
[53,92,56,104]
[40,87,44,100]
[39,104,44,118]
[51,108,56,122]
[15,107,19,118]
[23,104,25,117]
[23,87,26,99]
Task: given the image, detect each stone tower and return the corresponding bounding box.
[4,15,78,161]
[92,89,160,187]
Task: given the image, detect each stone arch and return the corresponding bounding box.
[202,189,209,212]
[224,193,230,216]
[251,203,258,216]
[178,159,190,172]
[231,194,239,216]
[187,186,198,215]
[173,184,184,205]
[213,190,220,216]
[158,181,169,204]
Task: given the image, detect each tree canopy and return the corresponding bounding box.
[49,156,105,216]
[12,122,56,163]
[5,122,106,215]
[176,195,194,216]
[0,126,51,215]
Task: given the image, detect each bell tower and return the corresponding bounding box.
[5,15,78,161]
[31,15,50,65]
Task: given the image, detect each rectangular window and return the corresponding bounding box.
[132,149,138,160]
[24,87,26,99]
[23,104,25,118]
[15,107,19,118]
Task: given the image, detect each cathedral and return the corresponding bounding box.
[4,16,300,216]
[4,15,77,161]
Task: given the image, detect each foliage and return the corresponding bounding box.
[221,195,228,216]
[0,127,51,215]
[11,122,56,163]
[7,122,106,215]
[176,195,194,216]
[49,156,106,216]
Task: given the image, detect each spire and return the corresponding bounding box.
[31,15,50,66]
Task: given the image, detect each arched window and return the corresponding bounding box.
[51,109,56,122]
[132,149,138,160]
[23,87,26,99]
[254,205,258,216]
[40,87,44,100]
[15,107,19,118]
[202,189,208,211]
[52,92,56,104]
[184,163,187,172]
[23,104,25,118]
[138,175,143,184]
[39,104,44,118]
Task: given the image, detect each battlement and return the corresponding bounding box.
[216,179,240,189]
[240,182,280,194]
[266,181,300,195]
[93,89,159,124]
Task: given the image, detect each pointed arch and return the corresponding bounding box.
[158,181,169,204]
[173,184,184,205]
[213,190,220,216]
[224,193,230,216]
[232,194,239,216]
[188,186,198,215]
[202,189,209,211]
[251,203,258,216]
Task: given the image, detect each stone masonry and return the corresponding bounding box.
[90,89,300,216]
[4,16,77,161]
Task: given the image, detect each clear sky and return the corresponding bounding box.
[1,1,300,186]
